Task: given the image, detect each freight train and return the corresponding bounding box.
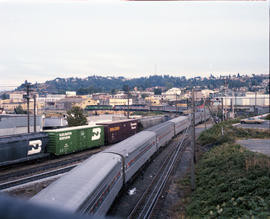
[31,112,210,216]
[0,116,167,167]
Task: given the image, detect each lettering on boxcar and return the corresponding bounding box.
[59,132,72,140]
[28,140,42,155]
[92,128,101,140]
[109,126,120,132]
[130,123,137,130]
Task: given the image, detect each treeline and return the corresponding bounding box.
[15,74,268,95]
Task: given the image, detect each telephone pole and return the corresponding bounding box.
[204,98,206,130]
[254,92,257,115]
[127,86,130,119]
[221,97,224,121]
[191,88,196,190]
[25,81,31,133]
[34,94,37,133]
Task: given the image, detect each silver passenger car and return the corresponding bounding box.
[103,131,156,183]
[139,116,166,129]
[146,122,174,148]
[31,153,123,216]
[169,116,190,135]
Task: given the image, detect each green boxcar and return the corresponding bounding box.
[45,125,104,155]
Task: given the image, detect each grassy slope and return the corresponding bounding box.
[187,144,270,218]
[183,120,270,218]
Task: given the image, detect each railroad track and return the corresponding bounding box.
[0,148,102,183]
[127,127,190,219]
[0,164,77,191]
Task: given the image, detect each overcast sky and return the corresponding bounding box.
[0,0,268,89]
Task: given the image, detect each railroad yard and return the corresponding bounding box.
[0,146,105,197]
[1,117,213,218]
[1,113,269,218]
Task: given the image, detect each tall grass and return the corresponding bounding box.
[186,144,270,218]
[198,120,269,146]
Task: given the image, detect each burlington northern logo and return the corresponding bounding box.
[28,140,42,155]
[92,128,102,140]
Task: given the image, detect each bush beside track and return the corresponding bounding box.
[176,120,270,218]
[198,119,269,146]
[263,113,270,120]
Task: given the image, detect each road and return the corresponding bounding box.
[236,139,270,156]
[235,120,270,130]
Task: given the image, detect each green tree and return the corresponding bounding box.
[0,93,9,100]
[67,106,87,127]
[111,88,117,95]
[154,88,162,95]
[141,93,148,99]
[14,105,27,114]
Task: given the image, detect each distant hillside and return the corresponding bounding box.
[15,74,269,95]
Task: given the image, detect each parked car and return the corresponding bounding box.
[240,118,264,124]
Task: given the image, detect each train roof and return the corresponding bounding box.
[96,119,138,125]
[169,116,189,123]
[145,121,172,132]
[43,125,102,132]
[31,153,121,212]
[103,131,155,156]
[0,132,48,143]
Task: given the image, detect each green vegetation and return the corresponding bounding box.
[175,120,270,218]
[186,144,270,218]
[198,119,269,146]
[67,106,88,127]
[14,105,27,114]
[263,114,270,120]
[15,74,268,95]
[0,93,9,100]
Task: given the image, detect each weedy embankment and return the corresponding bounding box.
[175,120,270,218]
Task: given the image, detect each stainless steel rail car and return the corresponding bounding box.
[139,115,167,129]
[32,131,156,217]
[31,114,209,217]
[31,153,123,216]
[169,116,190,135]
[103,131,157,183]
[146,122,174,148]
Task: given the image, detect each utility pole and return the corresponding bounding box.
[254,92,257,115]
[127,86,130,119]
[175,93,178,115]
[224,77,228,120]
[25,81,30,133]
[34,94,37,133]
[221,97,224,121]
[191,88,196,190]
[232,91,235,119]
[204,98,206,130]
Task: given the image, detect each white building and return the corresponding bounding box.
[164,88,181,101]
[221,94,269,106]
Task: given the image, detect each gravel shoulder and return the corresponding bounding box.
[152,121,213,219]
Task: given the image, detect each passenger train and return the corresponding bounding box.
[32,112,210,216]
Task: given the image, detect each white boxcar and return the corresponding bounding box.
[146,122,174,148]
[169,116,189,135]
[103,131,156,183]
[31,153,123,216]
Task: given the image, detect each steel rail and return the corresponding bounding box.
[0,164,77,191]
[127,127,189,219]
[0,149,102,182]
